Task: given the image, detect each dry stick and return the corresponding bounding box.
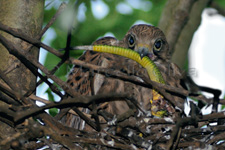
[25,3,67,96]
[200,111,225,121]
[72,106,97,130]
[0,128,26,147]
[25,2,67,54]
[28,3,67,92]
[182,124,225,134]
[0,22,63,58]
[168,101,198,150]
[0,91,21,106]
[172,127,182,150]
[0,79,20,101]
[167,116,198,150]
[34,1,76,97]
[29,94,51,104]
[40,113,83,136]
[36,60,65,88]
[23,141,46,150]
[207,131,225,145]
[0,105,15,126]
[177,141,204,149]
[0,69,17,91]
[70,136,141,150]
[37,72,64,97]
[37,2,69,81]
[179,125,225,147]
[14,93,129,123]
[40,125,79,149]
[40,3,67,37]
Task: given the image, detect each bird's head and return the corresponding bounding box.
[122,24,170,62]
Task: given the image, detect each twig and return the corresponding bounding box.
[207,131,225,144]
[14,93,130,123]
[29,94,51,104]
[0,22,63,58]
[0,66,19,91]
[167,116,198,150]
[25,3,68,96]
[0,79,21,101]
[70,136,142,150]
[41,3,67,37]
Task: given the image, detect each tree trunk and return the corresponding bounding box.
[158,0,210,69]
[0,0,44,143]
[171,0,210,69]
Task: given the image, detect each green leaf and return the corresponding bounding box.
[49,108,59,117]
[45,88,55,102]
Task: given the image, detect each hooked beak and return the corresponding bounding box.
[137,46,153,59]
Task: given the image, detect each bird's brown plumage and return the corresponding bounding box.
[62,24,185,130]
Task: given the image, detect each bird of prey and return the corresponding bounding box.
[62,24,185,130]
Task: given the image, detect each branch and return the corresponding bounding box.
[159,0,196,54]
[14,93,130,123]
[0,22,63,58]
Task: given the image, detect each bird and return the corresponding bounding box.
[61,24,185,130]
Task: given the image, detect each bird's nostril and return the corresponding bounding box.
[138,47,149,58]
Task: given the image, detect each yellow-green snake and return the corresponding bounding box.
[72,45,167,117]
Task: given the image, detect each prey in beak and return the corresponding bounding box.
[137,44,154,60]
[138,47,149,59]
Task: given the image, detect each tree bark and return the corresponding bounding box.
[0,0,44,142]
[171,0,211,69]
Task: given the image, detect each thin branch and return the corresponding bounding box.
[29,94,51,104]
[0,79,21,101]
[0,22,63,58]
[40,3,67,37]
[14,93,130,123]
[0,69,17,91]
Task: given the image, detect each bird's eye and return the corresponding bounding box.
[128,35,135,49]
[154,39,162,51]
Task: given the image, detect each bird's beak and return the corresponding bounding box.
[137,44,152,59]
